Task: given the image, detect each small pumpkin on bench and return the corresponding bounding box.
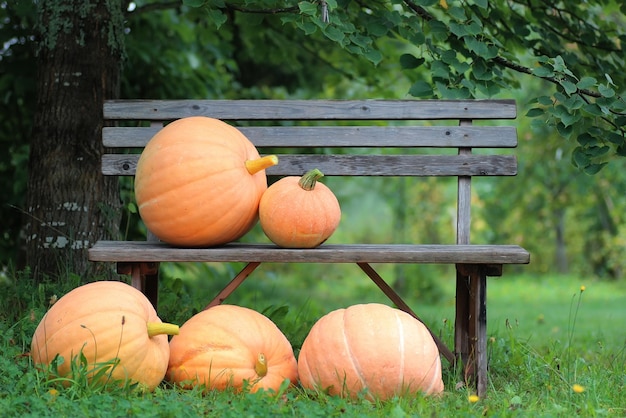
[259,168,341,248]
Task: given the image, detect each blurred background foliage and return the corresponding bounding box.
[1,1,625,308]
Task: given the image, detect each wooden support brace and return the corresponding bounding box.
[204,262,262,310]
[357,262,456,365]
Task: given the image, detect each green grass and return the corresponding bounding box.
[1,271,625,417]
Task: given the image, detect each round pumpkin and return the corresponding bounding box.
[167,304,298,394]
[298,303,444,400]
[259,168,340,248]
[134,116,278,247]
[30,281,179,391]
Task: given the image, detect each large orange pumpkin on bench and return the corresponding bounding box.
[298,303,444,400]
[134,116,277,247]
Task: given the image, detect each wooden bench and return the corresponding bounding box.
[89,99,530,397]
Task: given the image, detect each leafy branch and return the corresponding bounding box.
[181,0,625,172]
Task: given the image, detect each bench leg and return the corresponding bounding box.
[455,264,489,397]
[357,262,456,365]
[203,262,261,310]
[117,262,160,308]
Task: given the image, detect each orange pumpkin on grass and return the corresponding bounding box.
[30,281,179,391]
[134,116,278,247]
[259,168,340,248]
[167,304,298,394]
[298,303,444,400]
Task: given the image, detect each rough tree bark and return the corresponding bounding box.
[25,0,125,281]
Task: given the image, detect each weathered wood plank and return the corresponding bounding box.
[88,241,531,264]
[103,99,517,121]
[101,154,518,176]
[103,125,518,148]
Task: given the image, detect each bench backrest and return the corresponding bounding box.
[102,99,518,245]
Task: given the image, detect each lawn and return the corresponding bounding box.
[1,271,625,417]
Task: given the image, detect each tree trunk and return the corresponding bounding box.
[24,0,125,281]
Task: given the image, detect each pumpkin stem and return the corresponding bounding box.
[147,322,180,338]
[245,155,279,175]
[254,353,268,377]
[298,168,324,191]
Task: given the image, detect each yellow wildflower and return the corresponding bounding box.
[580,285,586,292]
[572,384,585,393]
[468,394,480,403]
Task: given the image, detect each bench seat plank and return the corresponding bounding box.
[89,241,530,265]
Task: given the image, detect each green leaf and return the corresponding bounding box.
[587,145,610,157]
[206,8,227,29]
[298,1,317,16]
[295,20,318,35]
[474,0,488,8]
[428,20,449,41]
[126,202,137,214]
[577,132,596,147]
[582,103,603,116]
[598,84,615,98]
[471,59,492,81]
[536,96,553,106]
[475,81,501,97]
[367,22,389,37]
[576,76,597,90]
[465,21,483,36]
[532,66,554,78]
[183,0,206,7]
[323,26,345,43]
[572,147,590,168]
[431,60,450,80]
[560,80,577,95]
[559,110,581,128]
[448,6,466,21]
[464,37,497,59]
[409,81,434,97]
[399,54,424,69]
[350,34,372,48]
[526,108,544,118]
[449,22,468,37]
[582,162,606,175]
[363,48,383,65]
[556,122,574,138]
[563,94,584,110]
[416,0,438,6]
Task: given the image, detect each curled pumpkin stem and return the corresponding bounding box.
[146,322,180,338]
[298,168,324,191]
[254,353,268,377]
[245,155,279,175]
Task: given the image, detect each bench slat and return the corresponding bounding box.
[104,99,517,121]
[101,154,518,176]
[103,126,518,148]
[88,241,530,264]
